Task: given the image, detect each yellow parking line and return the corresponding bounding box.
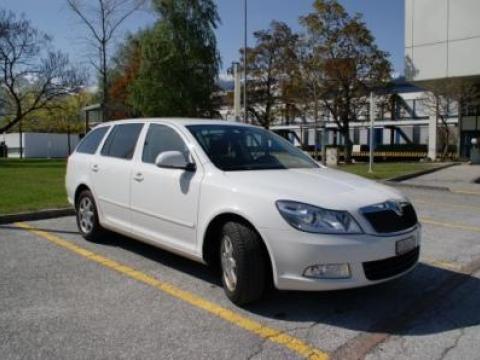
[14,222,328,360]
[413,198,480,212]
[420,217,480,233]
[451,189,480,196]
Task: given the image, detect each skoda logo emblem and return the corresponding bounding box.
[386,200,404,216]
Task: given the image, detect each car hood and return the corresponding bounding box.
[222,167,406,211]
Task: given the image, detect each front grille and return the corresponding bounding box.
[363,247,420,281]
[362,203,418,234]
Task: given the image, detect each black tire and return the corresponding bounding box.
[220,221,268,305]
[75,189,104,242]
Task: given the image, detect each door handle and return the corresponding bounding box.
[133,172,144,182]
[91,164,99,172]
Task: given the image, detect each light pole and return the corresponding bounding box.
[243,0,248,123]
[233,62,241,121]
[369,91,375,173]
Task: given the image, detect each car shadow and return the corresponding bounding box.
[98,230,223,286]
[4,223,479,337]
[247,264,480,336]
[96,231,480,337]
[0,224,81,235]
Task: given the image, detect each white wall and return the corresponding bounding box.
[405,0,480,81]
[2,133,80,158]
[2,133,22,158]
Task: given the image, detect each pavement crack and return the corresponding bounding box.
[437,328,465,360]
[332,253,480,360]
[246,339,266,360]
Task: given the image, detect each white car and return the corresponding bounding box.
[66,119,421,305]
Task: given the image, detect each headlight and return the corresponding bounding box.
[276,200,363,234]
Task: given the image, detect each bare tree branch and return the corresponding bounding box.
[0,9,85,133]
[422,79,480,160]
[66,0,146,121]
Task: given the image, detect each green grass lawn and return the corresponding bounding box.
[0,159,69,215]
[0,158,440,215]
[338,162,440,180]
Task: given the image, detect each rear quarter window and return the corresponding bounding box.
[76,126,110,154]
[101,123,144,160]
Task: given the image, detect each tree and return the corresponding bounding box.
[0,9,85,134]
[108,33,143,119]
[422,80,480,160]
[66,0,146,121]
[129,0,220,117]
[240,21,299,129]
[290,35,324,125]
[21,91,93,134]
[300,0,391,162]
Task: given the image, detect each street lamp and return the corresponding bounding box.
[369,91,376,173]
[243,0,248,123]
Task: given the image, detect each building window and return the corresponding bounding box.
[412,126,421,144]
[353,128,360,144]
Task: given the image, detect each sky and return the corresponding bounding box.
[1,0,405,82]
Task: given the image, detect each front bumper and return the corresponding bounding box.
[260,226,421,291]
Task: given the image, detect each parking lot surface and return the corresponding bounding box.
[1,187,480,360]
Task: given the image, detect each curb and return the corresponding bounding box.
[0,208,75,225]
[384,181,451,192]
[386,162,461,182]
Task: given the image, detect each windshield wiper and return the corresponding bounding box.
[222,165,285,171]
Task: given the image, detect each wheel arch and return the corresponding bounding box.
[201,212,276,283]
[74,184,91,207]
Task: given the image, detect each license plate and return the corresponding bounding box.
[396,236,417,255]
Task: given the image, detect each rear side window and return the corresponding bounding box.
[142,124,188,164]
[76,126,109,154]
[101,123,144,160]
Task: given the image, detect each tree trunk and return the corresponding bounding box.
[442,130,449,160]
[67,121,71,156]
[342,118,352,164]
[102,40,108,122]
[19,119,23,159]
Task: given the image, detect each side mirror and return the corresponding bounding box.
[155,151,196,171]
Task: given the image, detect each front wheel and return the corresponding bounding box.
[220,221,267,305]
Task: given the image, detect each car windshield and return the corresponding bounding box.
[187,124,319,171]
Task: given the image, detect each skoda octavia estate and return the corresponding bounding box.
[66,119,421,305]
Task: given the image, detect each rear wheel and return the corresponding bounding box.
[76,190,104,242]
[220,221,267,305]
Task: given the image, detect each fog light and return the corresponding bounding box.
[303,263,351,279]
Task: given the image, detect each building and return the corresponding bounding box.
[82,103,104,131]
[1,133,80,158]
[405,0,480,159]
[270,80,458,160]
[218,0,480,161]
[219,78,459,160]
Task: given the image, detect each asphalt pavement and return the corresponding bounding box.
[1,186,480,360]
[400,164,480,193]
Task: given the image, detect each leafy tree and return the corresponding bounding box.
[21,91,93,134]
[130,0,221,117]
[0,9,85,133]
[289,35,323,125]
[108,33,143,119]
[300,0,391,162]
[240,21,299,129]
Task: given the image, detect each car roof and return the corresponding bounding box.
[94,118,256,128]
